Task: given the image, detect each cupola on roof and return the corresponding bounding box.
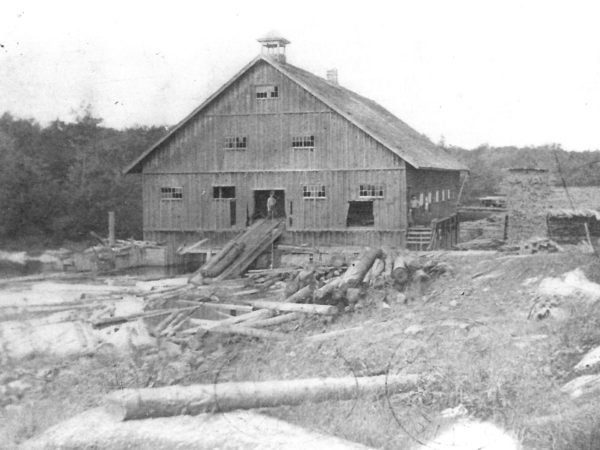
[257,30,289,62]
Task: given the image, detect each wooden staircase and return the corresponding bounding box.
[406,226,433,251]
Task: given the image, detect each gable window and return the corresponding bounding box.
[213,186,236,199]
[359,184,384,198]
[256,85,278,99]
[292,135,315,150]
[160,187,183,200]
[302,185,326,199]
[224,136,247,150]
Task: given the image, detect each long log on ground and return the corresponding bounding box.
[247,312,301,328]
[185,309,274,333]
[179,300,253,313]
[204,325,286,340]
[246,300,338,315]
[92,306,201,329]
[105,374,419,420]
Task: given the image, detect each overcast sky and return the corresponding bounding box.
[1,0,600,150]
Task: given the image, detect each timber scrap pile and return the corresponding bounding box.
[92,248,452,345]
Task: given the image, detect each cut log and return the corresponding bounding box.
[285,285,313,303]
[202,242,245,278]
[92,306,200,329]
[105,374,419,420]
[391,256,409,284]
[246,300,338,315]
[206,325,286,340]
[314,248,383,302]
[248,312,301,328]
[305,326,364,343]
[340,248,384,288]
[186,309,274,332]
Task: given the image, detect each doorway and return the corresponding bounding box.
[253,190,286,221]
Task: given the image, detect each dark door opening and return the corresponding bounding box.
[346,201,374,227]
[253,190,286,221]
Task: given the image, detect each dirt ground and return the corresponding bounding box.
[3,249,600,449]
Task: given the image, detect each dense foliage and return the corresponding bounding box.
[0,111,166,243]
[1,109,599,244]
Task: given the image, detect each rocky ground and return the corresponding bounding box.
[2,248,600,449]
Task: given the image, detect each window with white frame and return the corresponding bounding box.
[435,190,440,202]
[359,184,384,198]
[447,189,452,199]
[427,192,432,203]
[303,185,326,199]
[224,136,247,150]
[442,190,446,201]
[256,85,278,99]
[160,187,183,200]
[292,135,315,150]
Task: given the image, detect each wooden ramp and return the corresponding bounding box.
[191,219,284,282]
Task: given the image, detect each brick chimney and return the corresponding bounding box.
[326,69,338,85]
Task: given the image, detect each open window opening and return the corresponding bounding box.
[213,186,236,199]
[346,201,374,227]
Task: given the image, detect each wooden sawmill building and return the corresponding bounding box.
[125,34,467,263]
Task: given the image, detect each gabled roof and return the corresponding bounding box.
[124,55,467,173]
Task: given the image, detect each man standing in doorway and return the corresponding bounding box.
[267,191,276,220]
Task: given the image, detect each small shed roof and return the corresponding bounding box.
[125,56,467,173]
[548,208,600,219]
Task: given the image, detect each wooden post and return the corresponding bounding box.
[108,211,115,246]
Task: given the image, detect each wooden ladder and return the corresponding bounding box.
[406,226,433,251]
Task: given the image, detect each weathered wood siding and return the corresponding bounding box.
[143,168,407,233]
[141,61,401,174]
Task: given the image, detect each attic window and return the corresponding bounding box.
[224,137,247,150]
[292,135,315,150]
[160,187,183,200]
[302,185,326,199]
[256,85,278,99]
[359,184,384,198]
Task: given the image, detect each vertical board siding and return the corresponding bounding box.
[142,61,399,174]
[143,169,406,234]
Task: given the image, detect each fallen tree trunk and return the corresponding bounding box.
[246,300,338,315]
[106,374,419,420]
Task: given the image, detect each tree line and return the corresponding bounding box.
[1,110,599,245]
[0,111,166,245]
